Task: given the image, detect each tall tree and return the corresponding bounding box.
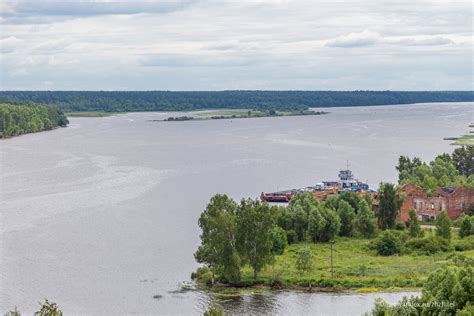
[356,199,376,237]
[377,183,404,230]
[436,211,452,240]
[337,200,356,236]
[236,199,275,280]
[406,209,422,237]
[194,194,241,283]
[396,156,423,184]
[452,145,474,177]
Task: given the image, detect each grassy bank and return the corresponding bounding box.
[66,111,119,117]
[199,233,473,292]
[445,123,474,145]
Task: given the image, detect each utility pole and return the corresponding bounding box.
[330,240,334,279]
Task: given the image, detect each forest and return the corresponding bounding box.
[0,90,472,112]
[0,103,69,138]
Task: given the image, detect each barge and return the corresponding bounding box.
[261,169,373,203]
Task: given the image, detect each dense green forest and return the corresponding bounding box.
[0,103,69,138]
[0,91,472,112]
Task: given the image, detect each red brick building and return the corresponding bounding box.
[398,183,474,223]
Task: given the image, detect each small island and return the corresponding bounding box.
[162,109,328,122]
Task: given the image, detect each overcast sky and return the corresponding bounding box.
[0,0,472,90]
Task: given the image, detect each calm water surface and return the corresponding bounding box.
[1,103,472,315]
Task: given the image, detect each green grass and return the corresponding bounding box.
[454,135,474,146]
[66,111,119,117]
[193,108,325,120]
[236,233,472,291]
[449,123,474,146]
[195,109,266,117]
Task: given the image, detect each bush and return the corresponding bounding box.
[356,200,376,238]
[372,231,402,256]
[436,211,452,240]
[405,236,452,254]
[271,226,288,255]
[454,236,474,251]
[458,214,474,238]
[295,246,314,274]
[191,266,214,284]
[395,223,405,231]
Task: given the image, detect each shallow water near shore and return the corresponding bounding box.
[0,102,472,315]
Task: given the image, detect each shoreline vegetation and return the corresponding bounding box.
[159,109,328,122]
[65,111,120,117]
[192,146,474,297]
[444,123,474,146]
[0,103,68,139]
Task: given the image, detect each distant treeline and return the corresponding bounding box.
[0,103,68,138]
[0,91,472,112]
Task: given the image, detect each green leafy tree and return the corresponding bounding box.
[356,200,376,237]
[270,226,288,255]
[339,191,362,213]
[458,215,473,238]
[366,264,474,315]
[436,211,452,240]
[236,199,275,280]
[34,299,63,316]
[295,246,313,274]
[373,231,401,256]
[337,200,356,236]
[396,156,423,184]
[452,145,474,177]
[377,183,404,230]
[308,205,340,242]
[406,209,422,237]
[194,194,241,283]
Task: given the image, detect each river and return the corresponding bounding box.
[0,102,472,315]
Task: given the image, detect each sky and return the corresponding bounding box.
[0,0,472,90]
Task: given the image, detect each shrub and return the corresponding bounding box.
[191,266,214,284]
[372,231,402,256]
[406,209,422,237]
[458,214,474,238]
[454,236,474,251]
[405,236,452,254]
[295,246,314,274]
[395,223,405,231]
[271,226,288,255]
[204,305,223,316]
[436,211,452,240]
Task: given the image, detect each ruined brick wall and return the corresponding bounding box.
[442,186,474,219]
[398,184,474,223]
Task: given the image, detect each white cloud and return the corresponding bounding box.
[0,36,23,53]
[326,30,380,48]
[0,0,472,90]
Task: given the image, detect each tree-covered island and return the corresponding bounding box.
[192,146,474,308]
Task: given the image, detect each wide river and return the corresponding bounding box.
[0,102,472,315]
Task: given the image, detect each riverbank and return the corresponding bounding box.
[194,234,473,292]
[66,111,119,117]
